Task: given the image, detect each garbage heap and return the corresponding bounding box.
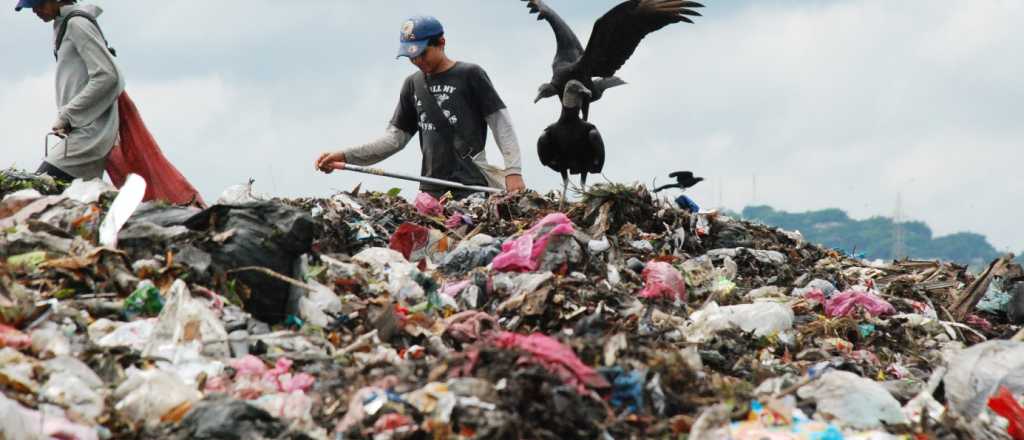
[1,171,1023,440]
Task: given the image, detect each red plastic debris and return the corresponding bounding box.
[492,331,610,394]
[965,314,993,332]
[637,261,687,301]
[388,223,431,261]
[374,413,415,433]
[988,386,1024,440]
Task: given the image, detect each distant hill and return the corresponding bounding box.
[739,206,1002,267]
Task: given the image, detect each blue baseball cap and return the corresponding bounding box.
[14,0,43,11]
[397,16,444,59]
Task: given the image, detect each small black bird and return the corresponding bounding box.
[654,171,704,193]
[522,0,704,120]
[538,80,606,202]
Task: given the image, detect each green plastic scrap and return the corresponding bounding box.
[6,251,47,271]
[123,284,164,319]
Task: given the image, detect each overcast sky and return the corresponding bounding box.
[2,0,1021,253]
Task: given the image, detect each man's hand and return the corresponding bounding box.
[51,116,70,138]
[505,174,526,193]
[315,151,347,174]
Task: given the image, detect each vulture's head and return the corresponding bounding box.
[562,80,592,110]
[535,83,559,103]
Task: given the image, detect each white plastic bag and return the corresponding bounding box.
[798,370,907,429]
[114,368,202,427]
[143,280,230,359]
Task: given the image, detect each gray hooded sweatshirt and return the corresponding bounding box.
[45,3,125,179]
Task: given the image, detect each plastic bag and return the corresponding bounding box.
[0,324,31,349]
[143,280,230,359]
[414,192,443,217]
[30,323,71,358]
[988,387,1024,440]
[686,302,794,342]
[41,371,106,420]
[945,340,1024,419]
[491,331,610,394]
[0,393,98,440]
[797,370,907,429]
[215,180,267,205]
[162,396,299,440]
[93,318,155,351]
[183,202,314,323]
[793,279,838,298]
[492,213,575,272]
[62,178,114,204]
[637,261,687,301]
[298,282,342,328]
[824,290,896,318]
[105,92,205,206]
[389,223,431,261]
[114,368,203,427]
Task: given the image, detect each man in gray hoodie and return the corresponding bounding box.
[18,0,125,181]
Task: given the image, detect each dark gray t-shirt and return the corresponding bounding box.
[391,62,506,197]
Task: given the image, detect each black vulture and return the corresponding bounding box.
[654,171,704,192]
[538,80,606,202]
[521,0,704,120]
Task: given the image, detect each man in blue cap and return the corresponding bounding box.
[16,0,124,182]
[315,16,527,198]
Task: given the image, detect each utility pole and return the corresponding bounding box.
[892,192,906,261]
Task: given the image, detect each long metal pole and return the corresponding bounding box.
[341,164,503,194]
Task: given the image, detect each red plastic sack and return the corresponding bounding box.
[389,223,431,261]
[988,386,1024,440]
[105,92,205,206]
[637,261,687,301]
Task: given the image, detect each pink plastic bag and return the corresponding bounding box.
[230,355,267,376]
[824,290,896,318]
[105,92,205,207]
[492,331,610,394]
[445,211,471,230]
[414,192,443,217]
[637,261,687,301]
[444,311,498,343]
[492,213,575,272]
[0,324,31,350]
